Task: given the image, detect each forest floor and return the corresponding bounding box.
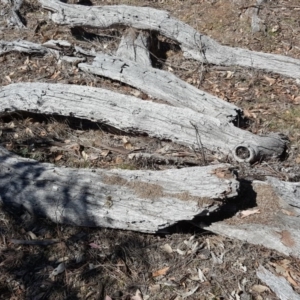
[1,0,300,299]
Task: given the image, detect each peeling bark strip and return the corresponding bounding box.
[79,53,241,124]
[0,82,287,162]
[39,0,300,79]
[0,146,238,233]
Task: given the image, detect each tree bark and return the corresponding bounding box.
[0,82,288,162]
[39,0,300,79]
[79,53,242,124]
[116,28,152,66]
[0,146,239,233]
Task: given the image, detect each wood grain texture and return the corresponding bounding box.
[79,53,241,124]
[0,146,239,233]
[0,82,287,162]
[39,0,300,79]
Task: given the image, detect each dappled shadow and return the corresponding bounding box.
[160,179,258,234]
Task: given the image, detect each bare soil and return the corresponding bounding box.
[1,0,300,299]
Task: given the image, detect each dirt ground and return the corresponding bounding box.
[1,0,300,299]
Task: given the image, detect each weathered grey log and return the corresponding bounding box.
[203,180,300,258]
[0,82,287,162]
[116,28,151,66]
[79,53,242,123]
[0,39,85,63]
[39,0,300,79]
[267,177,300,215]
[4,0,26,28]
[0,146,239,233]
[0,40,55,57]
[257,265,300,300]
[0,38,241,124]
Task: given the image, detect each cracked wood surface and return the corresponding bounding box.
[0,82,287,162]
[79,53,241,124]
[0,146,239,233]
[39,0,300,79]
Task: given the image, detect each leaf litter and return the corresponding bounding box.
[1,0,300,299]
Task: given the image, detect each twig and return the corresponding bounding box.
[10,239,60,246]
[190,121,207,165]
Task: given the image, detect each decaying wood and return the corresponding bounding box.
[0,82,288,162]
[0,146,239,233]
[0,38,241,124]
[267,177,300,215]
[203,180,300,258]
[3,0,26,28]
[39,0,300,79]
[116,28,151,66]
[0,40,54,57]
[256,265,300,300]
[0,39,86,64]
[79,53,242,124]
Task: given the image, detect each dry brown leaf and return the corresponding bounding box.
[281,209,296,216]
[152,266,169,277]
[50,70,61,80]
[89,153,99,160]
[25,127,34,137]
[161,244,173,254]
[27,231,37,240]
[8,122,15,128]
[251,284,270,293]
[81,151,88,160]
[54,154,63,161]
[286,270,299,288]
[115,156,124,164]
[5,75,12,83]
[89,242,101,249]
[240,208,260,218]
[293,96,300,104]
[100,149,109,157]
[226,71,234,79]
[271,260,300,288]
[264,76,276,86]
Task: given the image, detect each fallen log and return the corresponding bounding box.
[0,146,239,233]
[39,0,300,79]
[203,179,300,258]
[0,38,242,124]
[79,53,242,124]
[0,82,288,162]
[0,40,55,57]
